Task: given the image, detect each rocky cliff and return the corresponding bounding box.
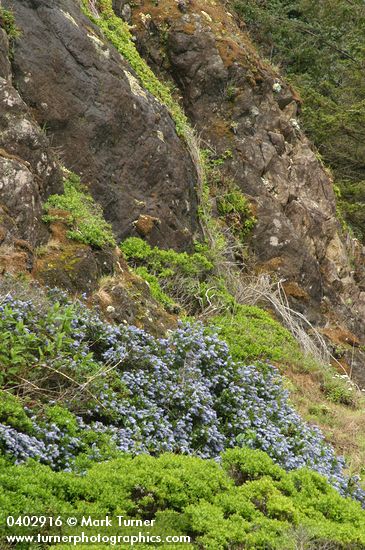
[130,0,365,324]
[2,0,198,252]
[0,0,364,383]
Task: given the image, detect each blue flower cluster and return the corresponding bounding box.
[0,291,364,505]
[0,419,82,472]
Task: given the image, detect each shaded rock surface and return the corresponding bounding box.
[3,0,198,251]
[0,27,62,274]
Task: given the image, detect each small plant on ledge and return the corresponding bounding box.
[43,170,116,248]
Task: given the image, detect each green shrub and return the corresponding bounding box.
[1,448,365,548]
[134,267,179,313]
[217,189,256,239]
[121,237,213,277]
[120,237,217,313]
[222,447,284,484]
[200,149,256,244]
[321,373,358,407]
[213,305,298,364]
[43,171,116,248]
[0,395,118,472]
[0,292,101,394]
[0,392,34,434]
[0,306,41,386]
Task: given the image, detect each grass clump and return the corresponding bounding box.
[43,171,116,248]
[1,449,365,548]
[321,372,359,407]
[81,0,188,136]
[217,188,256,240]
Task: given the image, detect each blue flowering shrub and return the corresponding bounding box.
[0,288,364,506]
[0,450,365,549]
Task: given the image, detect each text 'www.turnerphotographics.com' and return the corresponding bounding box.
[4,515,191,546]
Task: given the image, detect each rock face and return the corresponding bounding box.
[0,26,61,274]
[129,0,365,382]
[33,214,118,295]
[4,0,198,251]
[92,255,177,338]
[131,0,365,332]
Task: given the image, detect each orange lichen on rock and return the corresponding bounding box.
[255,257,284,274]
[282,281,310,302]
[322,327,361,348]
[133,214,160,237]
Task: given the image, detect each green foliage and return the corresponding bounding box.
[43,171,116,248]
[121,237,214,276]
[1,449,364,548]
[217,189,256,239]
[213,305,298,364]
[120,237,221,313]
[0,7,20,40]
[0,393,118,470]
[0,392,34,434]
[0,306,41,385]
[222,447,284,483]
[211,307,359,408]
[120,240,328,373]
[43,405,79,438]
[81,0,188,136]
[202,149,233,169]
[233,0,365,240]
[200,148,256,243]
[337,180,365,239]
[134,266,179,313]
[321,373,358,407]
[0,292,100,394]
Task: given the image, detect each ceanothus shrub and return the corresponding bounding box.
[0,291,363,505]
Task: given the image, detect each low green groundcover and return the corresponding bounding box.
[1,448,365,549]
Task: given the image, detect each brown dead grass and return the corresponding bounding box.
[284,366,365,477]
